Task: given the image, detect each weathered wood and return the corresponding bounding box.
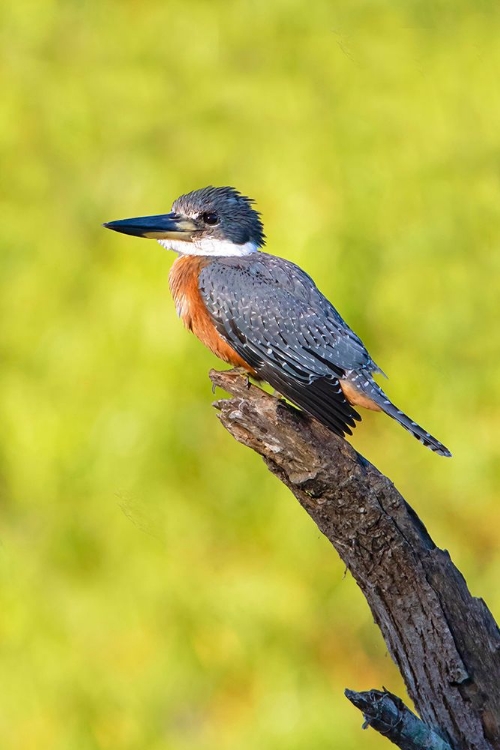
[345,689,452,750]
[210,369,500,750]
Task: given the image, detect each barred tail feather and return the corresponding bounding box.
[348,373,451,457]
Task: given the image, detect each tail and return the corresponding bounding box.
[346,372,451,457]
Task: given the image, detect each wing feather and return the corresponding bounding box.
[199,254,373,436]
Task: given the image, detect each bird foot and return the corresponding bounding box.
[229,367,253,389]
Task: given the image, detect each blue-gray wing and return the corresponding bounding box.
[199,254,378,436]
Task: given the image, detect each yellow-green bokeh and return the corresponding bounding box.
[1,1,499,748]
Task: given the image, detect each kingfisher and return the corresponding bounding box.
[104,186,451,457]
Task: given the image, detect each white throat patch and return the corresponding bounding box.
[158,237,258,257]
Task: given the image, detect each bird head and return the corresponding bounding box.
[104,186,265,256]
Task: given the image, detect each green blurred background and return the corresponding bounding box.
[1,1,499,748]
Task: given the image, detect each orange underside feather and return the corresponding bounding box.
[339,380,382,411]
[169,256,257,376]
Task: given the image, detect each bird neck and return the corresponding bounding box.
[158,237,259,257]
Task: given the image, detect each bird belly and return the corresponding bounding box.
[169,256,257,375]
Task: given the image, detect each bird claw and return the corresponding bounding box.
[230,367,252,389]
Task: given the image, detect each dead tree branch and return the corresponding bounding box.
[345,688,453,750]
[210,369,500,750]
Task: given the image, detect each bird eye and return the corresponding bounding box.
[201,211,219,226]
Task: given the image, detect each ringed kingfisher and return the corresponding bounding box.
[104,186,451,457]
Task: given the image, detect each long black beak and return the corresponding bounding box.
[103,212,198,240]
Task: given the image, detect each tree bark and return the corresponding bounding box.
[344,689,453,750]
[210,369,500,750]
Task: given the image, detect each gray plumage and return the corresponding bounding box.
[173,187,266,248]
[199,254,451,456]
